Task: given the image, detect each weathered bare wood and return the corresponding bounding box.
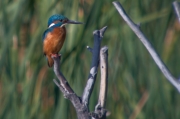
[82,26,107,106]
[113,1,180,92]
[98,46,108,108]
[53,56,90,119]
[92,46,108,119]
[173,1,180,22]
[52,26,108,119]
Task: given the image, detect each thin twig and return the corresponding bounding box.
[113,1,180,92]
[173,1,180,22]
[82,26,107,106]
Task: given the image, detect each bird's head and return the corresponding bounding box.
[48,14,83,28]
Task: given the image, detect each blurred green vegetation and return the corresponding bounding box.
[0,0,180,118]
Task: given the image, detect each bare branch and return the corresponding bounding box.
[82,26,108,106]
[113,1,180,92]
[98,46,108,108]
[92,46,108,119]
[173,1,180,22]
[52,56,74,94]
[52,26,108,118]
[52,56,90,119]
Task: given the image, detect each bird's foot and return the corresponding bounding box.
[57,54,61,57]
[51,53,61,58]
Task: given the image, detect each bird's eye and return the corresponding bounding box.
[64,19,68,22]
[60,19,63,22]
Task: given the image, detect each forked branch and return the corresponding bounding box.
[52,26,108,119]
[91,46,109,119]
[82,26,107,106]
[53,56,89,119]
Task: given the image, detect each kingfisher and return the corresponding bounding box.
[43,14,82,67]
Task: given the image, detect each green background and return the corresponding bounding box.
[1,0,180,119]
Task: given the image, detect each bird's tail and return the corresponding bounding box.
[47,55,54,67]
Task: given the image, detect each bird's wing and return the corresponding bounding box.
[42,29,51,56]
[42,29,50,41]
[43,23,62,41]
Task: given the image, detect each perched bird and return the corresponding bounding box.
[43,14,82,67]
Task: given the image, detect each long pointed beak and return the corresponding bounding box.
[66,19,83,24]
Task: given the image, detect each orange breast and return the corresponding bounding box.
[43,27,66,55]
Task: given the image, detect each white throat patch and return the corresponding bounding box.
[60,23,67,27]
[48,23,55,28]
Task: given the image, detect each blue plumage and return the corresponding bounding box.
[43,14,82,41]
[48,14,67,27]
[42,22,63,41]
[42,29,49,41]
[42,14,83,67]
[42,15,67,41]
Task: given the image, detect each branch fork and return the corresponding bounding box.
[52,26,108,119]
